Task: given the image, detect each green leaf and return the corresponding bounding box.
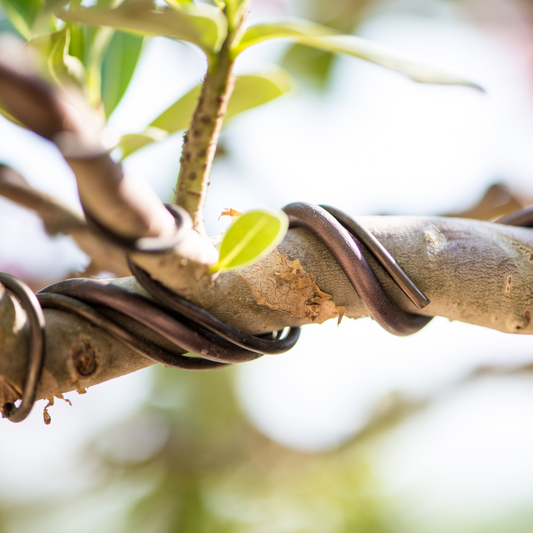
[119,127,168,159]
[57,0,228,58]
[61,18,116,107]
[155,69,292,131]
[0,0,44,39]
[235,19,335,51]
[225,68,293,118]
[66,21,84,63]
[150,85,201,134]
[26,28,85,88]
[233,19,483,90]
[84,25,115,108]
[118,68,293,159]
[282,43,335,90]
[101,30,144,118]
[210,210,288,272]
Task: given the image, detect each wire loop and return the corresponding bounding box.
[83,204,192,253]
[0,273,45,422]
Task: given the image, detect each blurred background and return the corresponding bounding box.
[4,0,533,531]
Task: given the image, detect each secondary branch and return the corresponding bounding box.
[174,1,251,232]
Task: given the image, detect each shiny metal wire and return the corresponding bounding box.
[0,272,45,422]
[4,202,526,422]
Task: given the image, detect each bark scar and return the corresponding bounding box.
[237,251,345,324]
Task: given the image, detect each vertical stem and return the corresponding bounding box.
[174,1,251,234]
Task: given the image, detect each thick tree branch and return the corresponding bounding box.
[2,216,533,411]
[447,182,531,221]
[129,216,533,336]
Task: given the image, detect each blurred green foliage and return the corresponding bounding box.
[0,367,404,533]
[119,69,293,159]
[101,30,144,118]
[84,368,397,533]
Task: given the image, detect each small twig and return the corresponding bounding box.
[0,164,86,235]
[447,182,531,221]
[174,1,251,233]
[0,164,130,277]
[338,358,533,450]
[0,48,176,244]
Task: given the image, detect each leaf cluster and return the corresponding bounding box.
[0,0,144,118]
[0,0,480,140]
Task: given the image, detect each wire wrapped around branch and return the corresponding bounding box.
[5,202,533,423]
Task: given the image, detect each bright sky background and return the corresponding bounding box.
[3,0,533,529]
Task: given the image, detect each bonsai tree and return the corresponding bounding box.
[0,0,531,426]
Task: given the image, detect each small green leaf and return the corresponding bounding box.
[118,68,293,159]
[101,30,144,118]
[233,19,482,90]
[57,0,228,58]
[210,209,288,273]
[225,68,293,118]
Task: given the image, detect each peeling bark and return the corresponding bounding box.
[237,253,343,324]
